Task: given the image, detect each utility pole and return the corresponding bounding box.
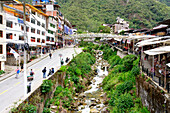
[23,1,27,97]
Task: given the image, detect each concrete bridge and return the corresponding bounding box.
[64,33,119,39]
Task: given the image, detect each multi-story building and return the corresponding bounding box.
[46,17,57,47]
[114,17,129,34]
[0,4,7,71]
[0,0,73,67]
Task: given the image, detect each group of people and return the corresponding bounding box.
[16,56,70,80]
[42,67,55,78]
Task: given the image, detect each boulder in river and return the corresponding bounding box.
[89,102,97,107]
[78,93,86,98]
[90,109,99,113]
[90,98,96,101]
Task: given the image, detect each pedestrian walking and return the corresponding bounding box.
[51,68,54,74]
[28,69,34,81]
[61,59,64,66]
[30,69,34,76]
[42,67,47,78]
[15,68,20,79]
[49,53,52,59]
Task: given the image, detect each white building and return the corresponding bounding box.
[46,17,57,46]
[114,17,129,33]
[0,5,6,71]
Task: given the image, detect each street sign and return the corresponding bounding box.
[24,43,29,50]
[59,54,62,57]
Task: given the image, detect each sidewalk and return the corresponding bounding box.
[0,49,56,82]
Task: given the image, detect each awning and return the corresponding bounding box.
[144,46,170,55]
[136,36,170,45]
[137,39,170,47]
[114,38,122,41]
[128,35,156,40]
[153,24,168,30]
[167,63,170,67]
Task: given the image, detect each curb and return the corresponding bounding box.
[0,52,51,82]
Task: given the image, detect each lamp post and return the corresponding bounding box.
[23,1,27,97]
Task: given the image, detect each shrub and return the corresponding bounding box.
[0,70,5,75]
[131,66,140,76]
[116,80,133,94]
[22,103,37,113]
[41,80,53,93]
[115,93,134,112]
[122,55,137,71]
[43,108,51,113]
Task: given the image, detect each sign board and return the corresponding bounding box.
[18,18,24,24]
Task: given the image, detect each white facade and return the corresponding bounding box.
[46,17,56,45]
[27,9,47,47]
[0,7,6,71]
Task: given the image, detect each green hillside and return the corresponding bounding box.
[56,0,170,32]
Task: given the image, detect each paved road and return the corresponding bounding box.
[0,47,82,113]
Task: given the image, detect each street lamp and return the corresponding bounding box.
[23,1,27,97]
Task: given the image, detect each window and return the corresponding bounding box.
[42,39,45,43]
[0,15,2,24]
[37,30,40,34]
[42,23,45,28]
[31,37,35,42]
[46,36,50,41]
[0,30,3,38]
[26,26,29,32]
[31,18,35,24]
[50,23,55,28]
[51,38,54,42]
[6,21,13,28]
[48,30,50,33]
[37,38,40,43]
[21,25,24,31]
[19,35,24,40]
[6,33,12,39]
[0,45,2,54]
[31,28,35,33]
[51,31,53,34]
[42,31,45,36]
[37,21,40,26]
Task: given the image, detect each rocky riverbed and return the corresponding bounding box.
[70,50,109,113]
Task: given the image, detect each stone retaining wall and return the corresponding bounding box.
[136,76,170,113]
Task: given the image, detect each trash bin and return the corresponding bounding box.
[27,82,31,94]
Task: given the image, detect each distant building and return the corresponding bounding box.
[114,17,129,34]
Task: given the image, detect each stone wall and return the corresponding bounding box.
[17,69,65,113]
[136,76,170,113]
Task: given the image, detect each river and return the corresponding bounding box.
[71,51,109,113]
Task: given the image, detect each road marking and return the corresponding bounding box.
[0,90,8,95]
[14,82,21,86]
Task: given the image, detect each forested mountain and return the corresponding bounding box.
[55,0,170,32]
[19,0,170,32]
